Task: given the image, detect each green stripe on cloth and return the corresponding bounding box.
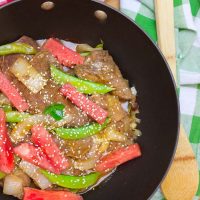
[135,14,157,42]
[190,0,200,16]
[138,3,155,19]
[189,116,200,143]
[121,8,137,20]
[174,0,183,7]
[180,46,200,73]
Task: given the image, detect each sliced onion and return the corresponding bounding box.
[131,86,137,96]
[134,129,142,137]
[136,118,141,123]
[10,114,55,144]
[19,160,52,189]
[74,158,98,171]
[61,40,77,51]
[37,39,46,46]
[98,139,110,153]
[104,127,127,142]
[76,44,95,53]
[10,57,47,94]
[50,114,73,129]
[130,122,137,130]
[73,136,109,171]
[86,136,101,158]
[121,101,129,112]
[3,174,24,199]
[13,170,31,187]
[87,136,109,159]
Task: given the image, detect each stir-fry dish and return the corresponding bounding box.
[0,36,141,200]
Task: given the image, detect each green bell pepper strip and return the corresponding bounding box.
[80,52,91,57]
[6,111,30,123]
[79,43,103,57]
[44,103,65,121]
[41,170,100,189]
[54,118,110,140]
[95,43,104,49]
[0,42,37,56]
[0,105,12,112]
[50,65,114,94]
[0,171,5,179]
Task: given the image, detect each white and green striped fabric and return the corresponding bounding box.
[120,0,200,199]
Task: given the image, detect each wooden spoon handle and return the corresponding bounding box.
[105,0,120,9]
[154,1,199,199]
[154,0,176,81]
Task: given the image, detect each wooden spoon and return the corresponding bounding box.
[105,0,120,9]
[154,1,199,199]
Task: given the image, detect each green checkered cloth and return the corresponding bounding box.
[120,0,200,199]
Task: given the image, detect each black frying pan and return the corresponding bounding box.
[0,0,179,199]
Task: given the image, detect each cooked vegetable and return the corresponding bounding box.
[0,72,29,112]
[14,170,31,188]
[106,95,127,122]
[0,42,37,56]
[41,170,100,189]
[0,37,141,200]
[24,188,83,200]
[54,118,110,140]
[31,125,69,172]
[3,174,24,199]
[6,111,30,123]
[44,103,65,121]
[3,170,30,199]
[1,105,12,112]
[95,143,141,172]
[10,57,47,94]
[76,44,97,53]
[80,52,91,57]
[19,160,52,189]
[60,84,108,124]
[0,109,14,174]
[103,126,127,142]
[0,171,5,179]
[51,65,113,94]
[95,43,104,49]
[76,43,103,54]
[14,143,59,174]
[89,135,110,156]
[74,158,98,171]
[50,114,73,128]
[10,114,55,144]
[43,38,84,67]
[97,138,110,153]
[5,111,71,126]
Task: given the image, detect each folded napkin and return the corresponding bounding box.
[1,0,200,199]
[120,0,200,199]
